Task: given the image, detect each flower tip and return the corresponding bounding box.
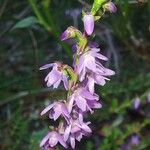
[134,97,141,110]
[99,104,102,108]
[103,2,117,13]
[112,70,115,75]
[83,14,94,36]
[39,66,46,70]
[39,140,45,148]
[39,142,43,147]
[60,31,68,41]
[40,110,46,116]
[39,63,54,70]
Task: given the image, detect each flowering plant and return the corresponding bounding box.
[40,0,116,149]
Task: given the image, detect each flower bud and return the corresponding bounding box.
[103,2,117,13]
[83,14,95,36]
[131,134,140,146]
[133,97,141,110]
[147,92,150,104]
[60,26,81,41]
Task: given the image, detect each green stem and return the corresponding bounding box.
[28,0,72,57]
[28,0,51,32]
[43,5,72,57]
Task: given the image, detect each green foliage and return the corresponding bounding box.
[0,0,150,150]
[12,16,38,30]
[29,129,48,150]
[0,106,29,150]
[86,141,94,150]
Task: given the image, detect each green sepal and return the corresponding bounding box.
[94,15,101,21]
[66,67,78,83]
[63,67,78,90]
[91,0,107,15]
[41,0,51,9]
[75,30,83,40]
[77,36,88,54]
[74,29,88,54]
[82,10,86,17]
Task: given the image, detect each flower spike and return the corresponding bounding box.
[40,0,116,149]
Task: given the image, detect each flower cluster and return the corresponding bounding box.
[40,0,116,149]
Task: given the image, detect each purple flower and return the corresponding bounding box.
[60,26,81,41]
[83,13,95,36]
[67,87,101,113]
[41,101,70,121]
[103,2,117,13]
[72,44,78,53]
[40,131,67,148]
[121,134,140,150]
[64,117,92,149]
[131,134,140,145]
[86,63,115,93]
[133,97,141,110]
[89,42,99,48]
[40,2,116,149]
[76,48,115,82]
[147,92,150,104]
[61,30,69,41]
[41,144,55,150]
[40,62,69,90]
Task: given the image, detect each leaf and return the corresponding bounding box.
[112,115,124,127]
[12,16,38,30]
[29,128,48,150]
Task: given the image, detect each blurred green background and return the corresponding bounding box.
[0,0,150,150]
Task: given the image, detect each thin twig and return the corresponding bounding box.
[28,29,39,71]
[77,0,91,9]
[105,28,120,75]
[0,88,51,106]
[0,0,9,18]
[14,6,30,19]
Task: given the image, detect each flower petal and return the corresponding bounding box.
[77,56,84,75]
[62,104,70,118]
[70,135,76,149]
[102,68,115,76]
[71,126,80,134]
[53,108,62,121]
[83,14,94,36]
[67,96,75,113]
[81,124,92,133]
[64,124,72,141]
[87,76,95,94]
[85,56,97,72]
[49,134,58,147]
[93,53,108,61]
[80,88,95,100]
[41,103,55,116]
[45,70,61,87]
[79,67,86,82]
[95,75,106,86]
[60,30,68,41]
[53,79,61,89]
[75,132,83,141]
[75,96,87,111]
[58,134,68,148]
[39,63,54,70]
[40,132,51,147]
[62,76,69,90]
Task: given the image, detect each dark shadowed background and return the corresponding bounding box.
[0,0,150,150]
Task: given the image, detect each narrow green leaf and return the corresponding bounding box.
[12,16,38,30]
